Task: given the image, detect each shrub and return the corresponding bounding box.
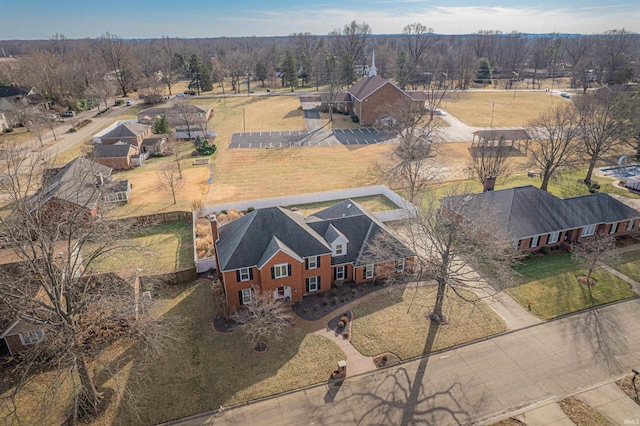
[69,127,77,133]
[342,331,349,338]
[337,320,345,329]
[314,304,320,311]
[331,296,338,305]
[382,355,388,364]
[352,289,357,295]
[304,308,310,314]
[114,99,124,105]
[221,210,227,215]
[191,150,200,156]
[322,299,329,306]
[540,246,551,255]
[351,114,359,122]
[247,207,255,213]
[3,127,13,133]
[340,316,349,324]
[330,288,338,297]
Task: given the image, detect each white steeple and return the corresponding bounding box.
[368,49,377,77]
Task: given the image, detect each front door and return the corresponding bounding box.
[274,286,291,301]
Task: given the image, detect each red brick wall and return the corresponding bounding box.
[356,83,408,126]
[93,156,132,170]
[4,334,25,355]
[518,220,638,251]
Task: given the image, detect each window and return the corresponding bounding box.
[307,276,319,292]
[530,236,539,248]
[609,223,618,234]
[581,224,596,237]
[241,288,252,305]
[627,220,635,231]
[19,329,44,345]
[239,268,251,282]
[364,264,375,279]
[307,256,318,270]
[335,265,345,280]
[117,192,127,201]
[548,231,560,244]
[335,244,344,256]
[395,259,405,273]
[273,263,289,279]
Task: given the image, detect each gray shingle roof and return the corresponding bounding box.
[93,143,136,158]
[101,122,151,140]
[216,199,413,271]
[443,185,640,239]
[32,157,114,210]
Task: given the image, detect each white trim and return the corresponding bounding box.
[308,276,319,292]
[581,224,597,237]
[239,267,251,282]
[364,264,375,279]
[19,329,44,346]
[548,231,560,244]
[273,263,289,279]
[241,288,253,304]
[335,244,344,256]
[335,265,346,280]
[395,259,405,273]
[0,320,20,339]
[530,235,539,248]
[257,246,303,270]
[627,220,635,231]
[609,222,618,234]
[307,256,318,270]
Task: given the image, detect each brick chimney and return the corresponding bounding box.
[209,214,219,242]
[484,176,496,192]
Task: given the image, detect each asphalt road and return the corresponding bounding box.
[166,298,640,426]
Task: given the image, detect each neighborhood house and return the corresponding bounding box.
[442,185,640,251]
[212,200,415,308]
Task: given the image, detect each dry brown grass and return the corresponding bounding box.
[559,397,613,425]
[444,91,571,127]
[616,374,640,406]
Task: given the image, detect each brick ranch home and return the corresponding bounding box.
[442,185,640,252]
[212,200,415,308]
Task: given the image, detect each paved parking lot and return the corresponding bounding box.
[229,128,396,149]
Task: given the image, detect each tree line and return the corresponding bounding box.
[0,25,638,111]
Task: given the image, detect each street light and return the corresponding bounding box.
[441,72,448,89]
[512,71,519,99]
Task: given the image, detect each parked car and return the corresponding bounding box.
[175,93,186,98]
[560,92,570,98]
[61,111,76,117]
[126,100,134,106]
[434,109,447,116]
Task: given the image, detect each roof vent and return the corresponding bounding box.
[463,195,473,202]
[347,203,352,208]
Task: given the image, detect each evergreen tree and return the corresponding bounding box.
[281,49,298,92]
[475,58,492,84]
[153,116,170,134]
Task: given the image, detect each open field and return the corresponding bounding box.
[84,221,193,275]
[350,284,506,360]
[508,253,636,320]
[0,281,345,425]
[444,91,571,127]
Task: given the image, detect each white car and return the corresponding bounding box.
[125,100,134,106]
[434,110,447,116]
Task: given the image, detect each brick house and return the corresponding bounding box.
[442,185,640,252]
[98,122,152,148]
[213,200,415,308]
[137,104,213,127]
[93,142,139,170]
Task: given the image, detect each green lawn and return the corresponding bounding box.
[612,250,640,282]
[514,252,582,282]
[288,194,399,216]
[114,281,344,425]
[85,221,194,275]
[507,267,636,320]
[350,285,506,360]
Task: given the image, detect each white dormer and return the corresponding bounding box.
[325,224,349,257]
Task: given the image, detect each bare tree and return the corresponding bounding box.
[571,233,618,304]
[159,163,184,205]
[0,149,170,424]
[526,105,581,191]
[467,137,513,186]
[376,96,440,203]
[97,33,139,97]
[575,90,630,185]
[565,35,594,89]
[173,100,205,140]
[329,20,371,85]
[403,187,521,323]
[230,287,294,351]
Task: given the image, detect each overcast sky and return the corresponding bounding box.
[0,0,637,40]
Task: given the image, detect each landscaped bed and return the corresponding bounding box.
[349,284,506,360]
[508,253,637,320]
[559,397,612,426]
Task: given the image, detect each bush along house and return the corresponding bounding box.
[212,200,415,308]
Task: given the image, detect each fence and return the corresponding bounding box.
[92,119,139,144]
[194,186,417,273]
[199,185,416,220]
[120,210,192,226]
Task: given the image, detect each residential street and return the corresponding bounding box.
[167,297,640,425]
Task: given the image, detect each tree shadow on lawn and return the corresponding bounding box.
[328,318,494,425]
[109,280,335,426]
